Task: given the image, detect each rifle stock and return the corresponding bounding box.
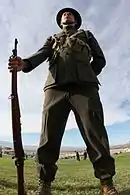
[10,39,26,195]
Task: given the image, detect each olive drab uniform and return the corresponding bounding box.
[22,27,115,182]
[45,29,100,89]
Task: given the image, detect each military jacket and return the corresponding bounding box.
[23,28,106,90]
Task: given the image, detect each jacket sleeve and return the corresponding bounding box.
[87,31,106,75]
[22,36,53,73]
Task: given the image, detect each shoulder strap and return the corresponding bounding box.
[80,29,89,40]
[78,29,92,57]
[52,31,65,39]
[69,29,89,41]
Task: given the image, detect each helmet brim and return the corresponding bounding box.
[56,8,82,29]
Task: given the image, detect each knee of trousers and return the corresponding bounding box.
[37,163,58,182]
[36,145,60,165]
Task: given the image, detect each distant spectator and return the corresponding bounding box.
[83,149,87,160]
[0,147,2,158]
[75,151,80,161]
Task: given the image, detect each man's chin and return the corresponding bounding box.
[62,20,74,24]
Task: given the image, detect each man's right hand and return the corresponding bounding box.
[8,56,25,72]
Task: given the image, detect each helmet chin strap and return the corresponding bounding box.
[61,21,77,28]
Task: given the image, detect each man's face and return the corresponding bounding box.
[60,12,76,25]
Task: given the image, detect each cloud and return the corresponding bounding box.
[0,0,130,138]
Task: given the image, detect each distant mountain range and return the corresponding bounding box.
[0,140,130,153]
[0,140,37,151]
[0,140,84,152]
[111,142,130,149]
[0,141,12,148]
[1,129,130,152]
[0,129,87,151]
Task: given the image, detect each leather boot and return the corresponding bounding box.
[101,178,119,195]
[37,180,52,195]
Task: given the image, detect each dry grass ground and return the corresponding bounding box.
[0,153,130,195]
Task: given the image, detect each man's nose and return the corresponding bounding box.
[65,13,70,17]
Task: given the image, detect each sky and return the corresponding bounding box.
[0,0,130,147]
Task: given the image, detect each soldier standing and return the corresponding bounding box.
[83,149,87,160]
[75,151,80,161]
[8,7,119,195]
[0,146,2,158]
